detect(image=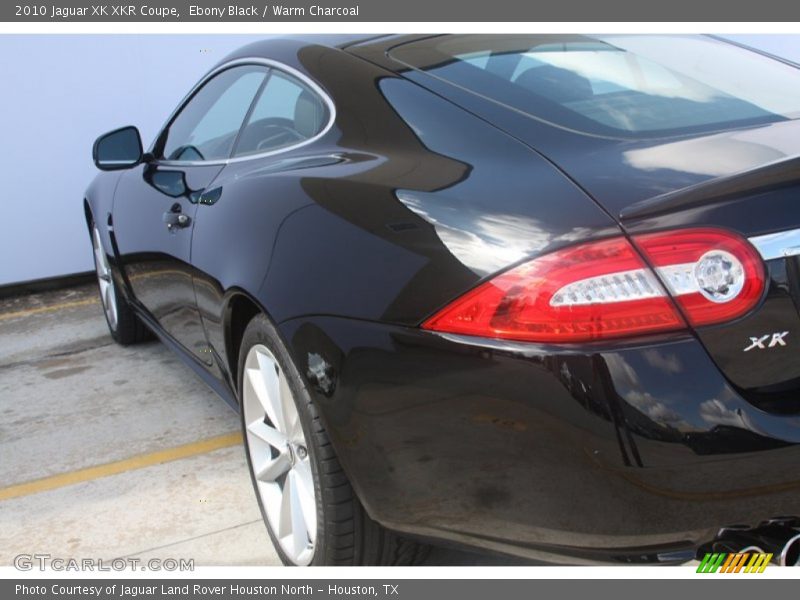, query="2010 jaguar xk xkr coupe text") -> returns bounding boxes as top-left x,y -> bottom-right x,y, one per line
86,34 -> 800,565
